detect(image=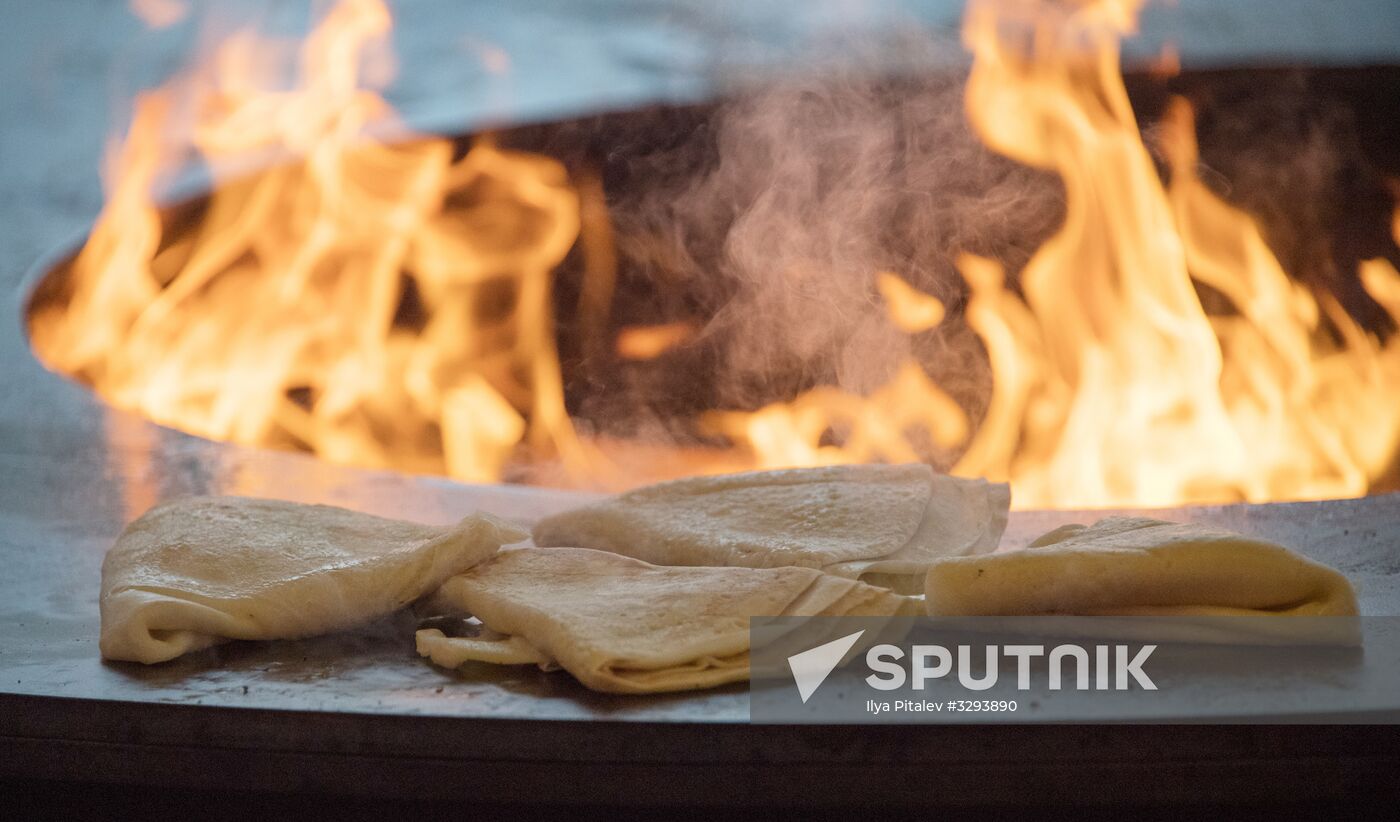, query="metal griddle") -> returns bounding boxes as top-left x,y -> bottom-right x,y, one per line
3,399 -> 1400,808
